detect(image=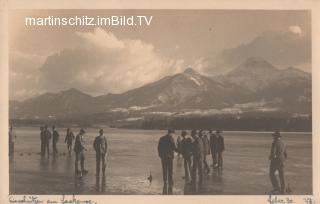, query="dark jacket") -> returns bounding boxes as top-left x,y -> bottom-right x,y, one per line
93,135 -> 108,155
192,137 -> 204,159
74,134 -> 86,153
210,134 -> 217,152
270,138 -> 287,166
215,134 -> 225,153
180,137 -> 193,157
52,130 -> 59,143
158,134 -> 177,160
65,131 -> 75,144
43,129 -> 51,142
40,130 -> 45,142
